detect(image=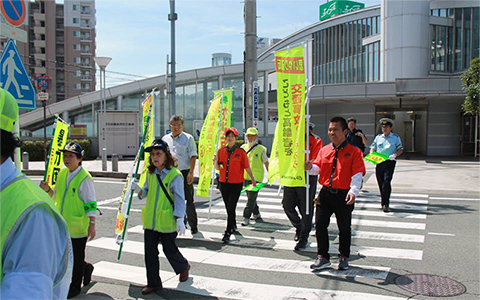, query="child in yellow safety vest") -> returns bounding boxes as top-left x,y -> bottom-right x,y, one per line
40,142 -> 97,299
130,138 -> 190,295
